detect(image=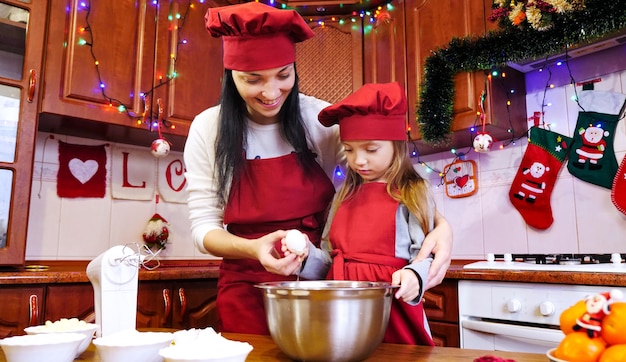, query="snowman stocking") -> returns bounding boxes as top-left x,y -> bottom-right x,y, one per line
612,157 -> 626,216
567,90 -> 626,189
509,127 -> 572,229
